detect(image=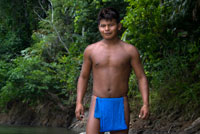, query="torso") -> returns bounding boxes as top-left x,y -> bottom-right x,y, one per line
89,40 -> 133,98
